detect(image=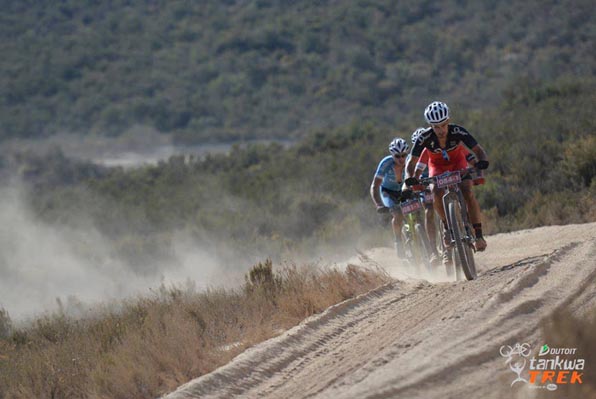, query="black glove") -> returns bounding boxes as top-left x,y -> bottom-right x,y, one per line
476,160 -> 489,170
404,177 -> 419,187
376,205 -> 390,214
